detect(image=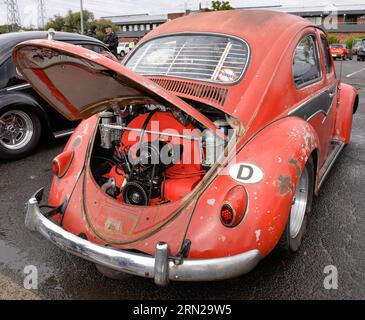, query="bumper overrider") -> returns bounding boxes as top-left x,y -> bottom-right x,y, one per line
25,189 -> 262,286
